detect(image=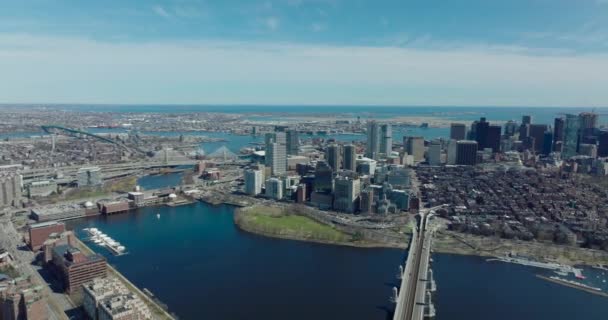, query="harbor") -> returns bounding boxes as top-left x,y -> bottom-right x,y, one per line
83,227 -> 127,256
